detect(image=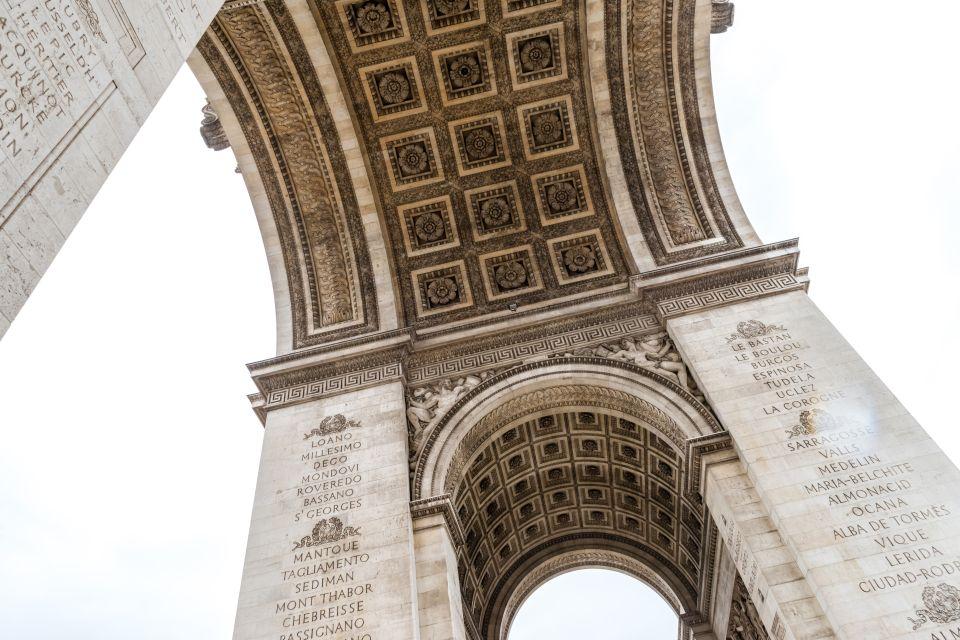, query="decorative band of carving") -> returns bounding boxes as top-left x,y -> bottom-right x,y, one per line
412,356 -> 723,498
697,516 -> 721,616
606,0 -> 743,262
202,1 -> 380,348
408,313 -> 660,384
410,494 -> 464,546
264,362 -> 403,407
684,432 -> 733,496
480,532 -> 698,635
407,331 -> 712,454
656,273 -> 802,319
